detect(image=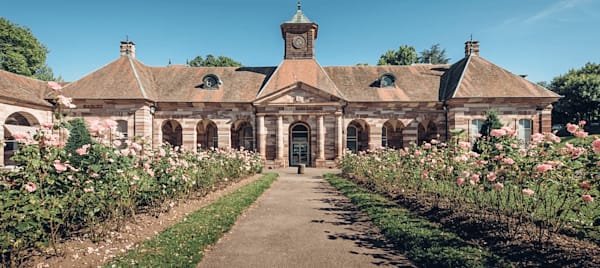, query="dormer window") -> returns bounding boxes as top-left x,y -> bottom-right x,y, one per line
379,73 -> 396,88
202,74 -> 222,89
